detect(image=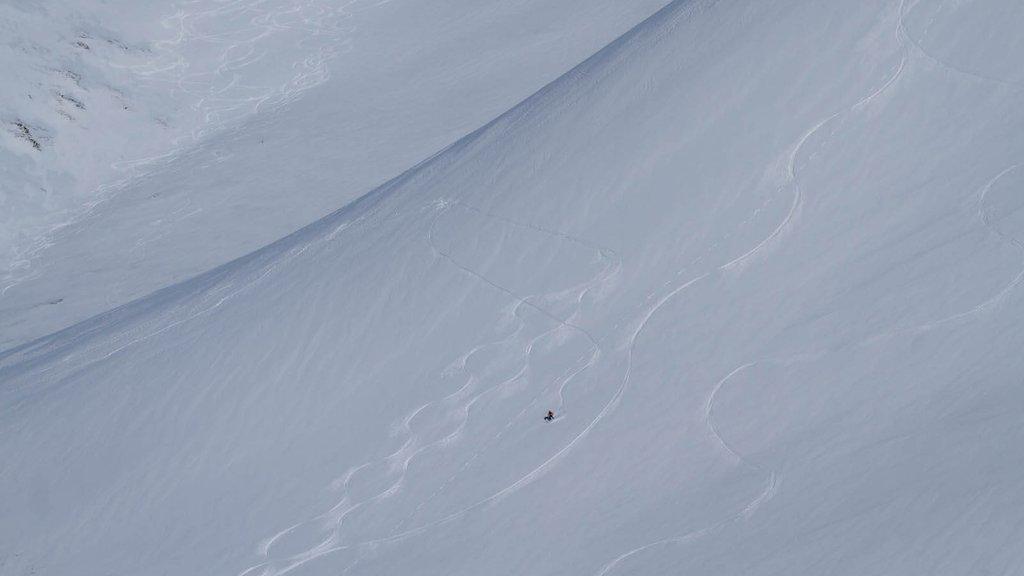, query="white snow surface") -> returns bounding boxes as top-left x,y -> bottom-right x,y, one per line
0,0 -> 666,347
4,0 -> 1024,575
1,0 -> 352,267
